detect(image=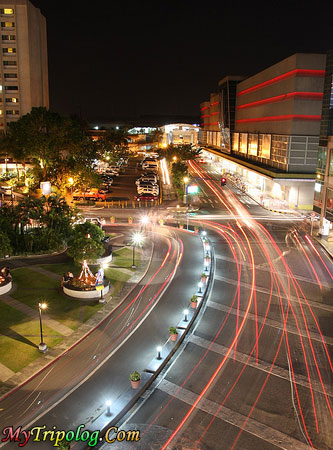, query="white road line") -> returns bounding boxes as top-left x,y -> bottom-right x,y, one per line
189,334 -> 332,397
158,379 -> 310,450
207,298 -> 333,346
